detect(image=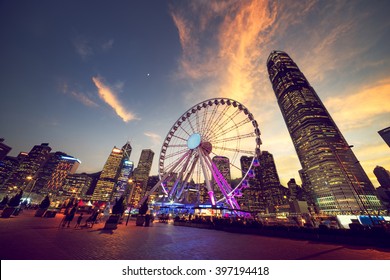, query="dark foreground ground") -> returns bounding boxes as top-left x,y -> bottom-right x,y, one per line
1,209 -> 390,260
